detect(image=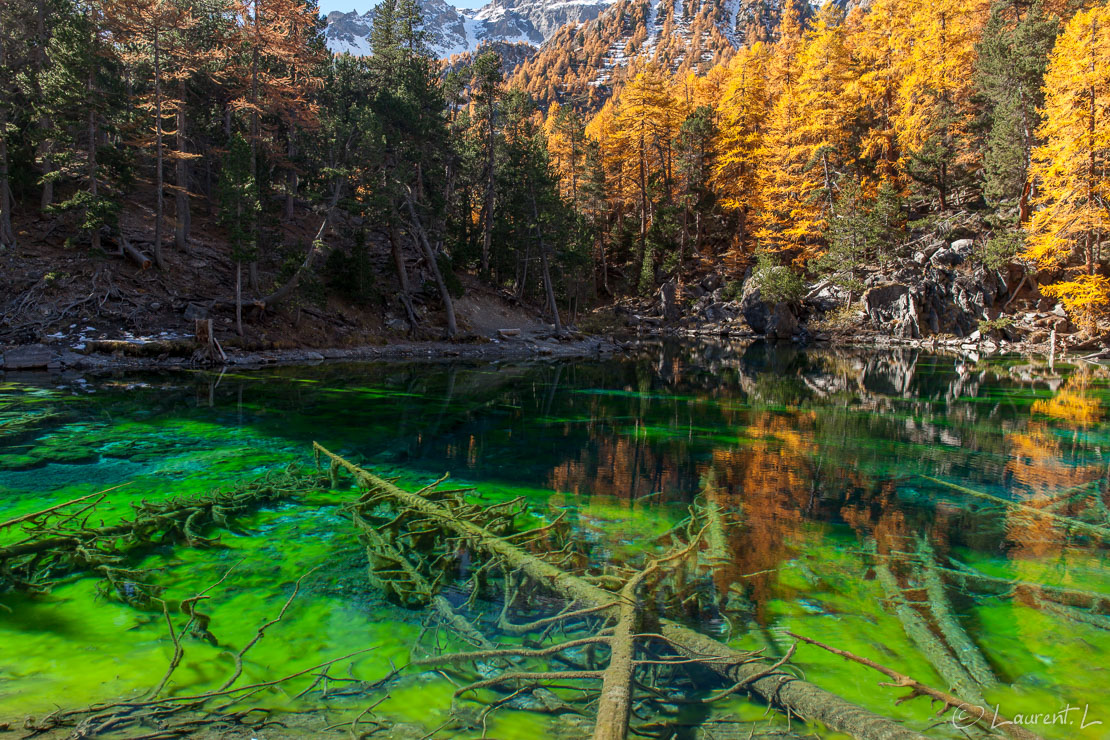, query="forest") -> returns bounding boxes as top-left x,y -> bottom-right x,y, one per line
0,0 -> 1108,343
